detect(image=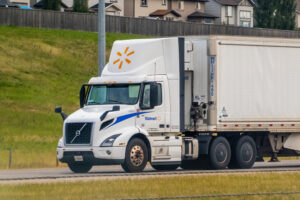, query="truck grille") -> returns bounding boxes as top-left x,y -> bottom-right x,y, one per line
65,123 -> 93,145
